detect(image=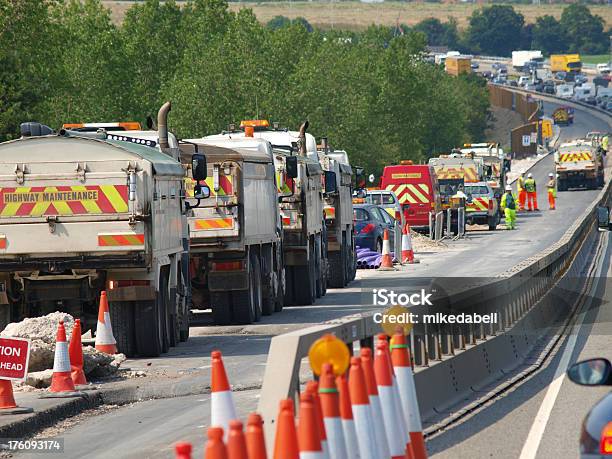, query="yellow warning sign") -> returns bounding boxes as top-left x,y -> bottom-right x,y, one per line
541,120 -> 553,139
